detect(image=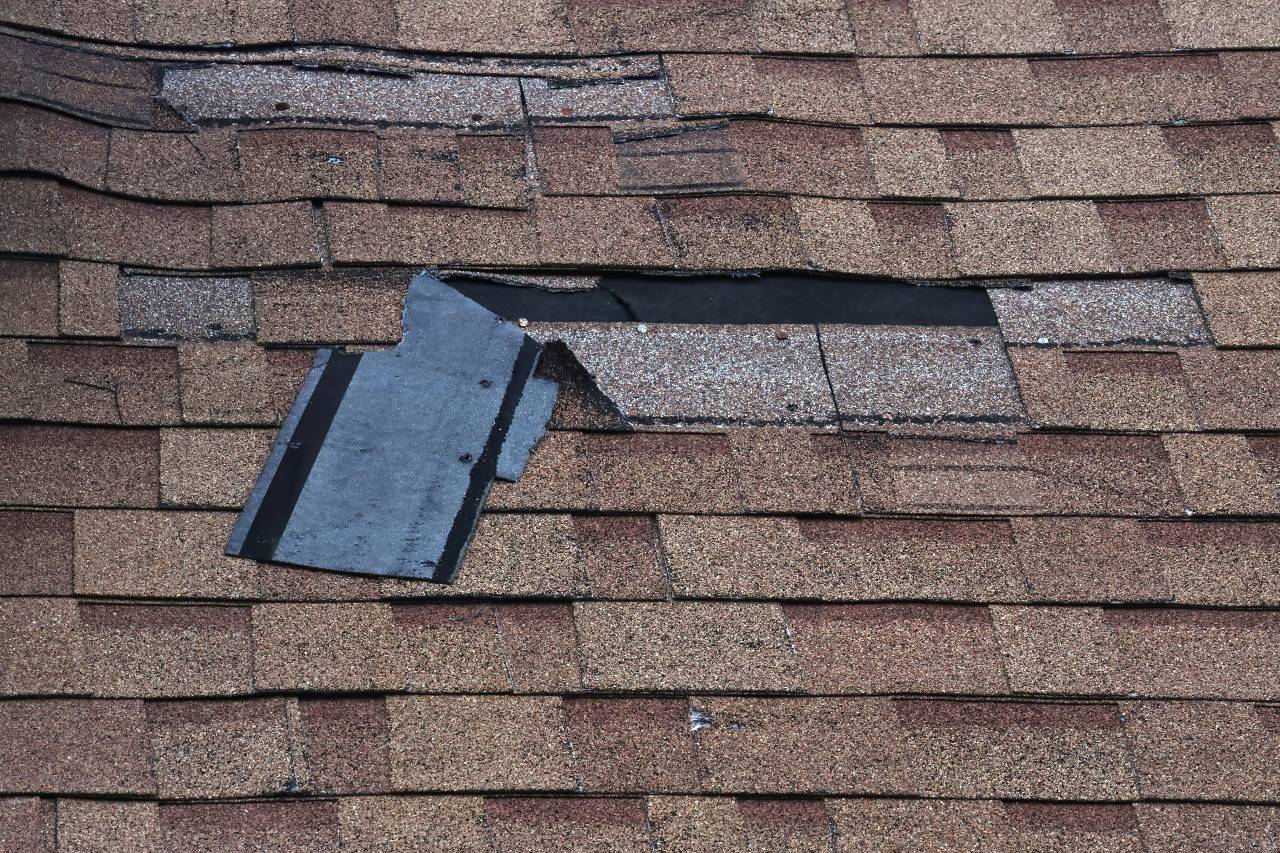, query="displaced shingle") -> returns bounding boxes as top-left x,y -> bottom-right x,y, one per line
158,428 -> 273,508
79,603 -> 253,697
574,601 -> 799,692
1191,270 -> 1280,346
987,279 -> 1211,345
785,604 -> 1007,694
821,325 -> 1023,428
61,184 -> 212,269
0,699 -> 155,794
0,102 -> 109,190
387,696 -> 575,791
145,698 -> 295,798
0,426 -> 159,508
538,323 -> 835,426
74,510 -> 256,599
